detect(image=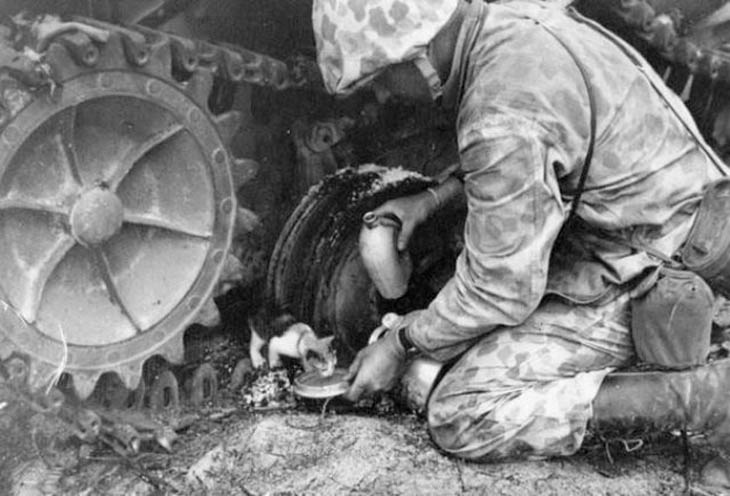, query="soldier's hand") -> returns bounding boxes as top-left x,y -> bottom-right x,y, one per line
343,327 -> 407,402
371,190 -> 438,251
